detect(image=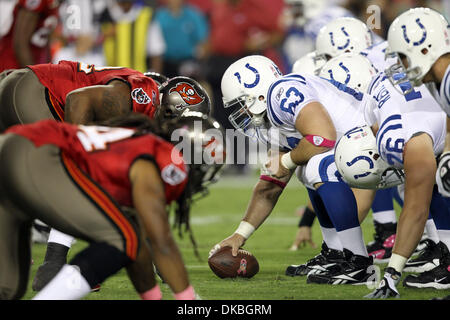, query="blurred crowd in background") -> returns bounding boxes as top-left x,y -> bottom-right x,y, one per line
0,0 -> 448,173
